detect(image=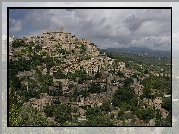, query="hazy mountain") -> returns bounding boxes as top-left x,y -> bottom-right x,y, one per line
102,47 -> 171,58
